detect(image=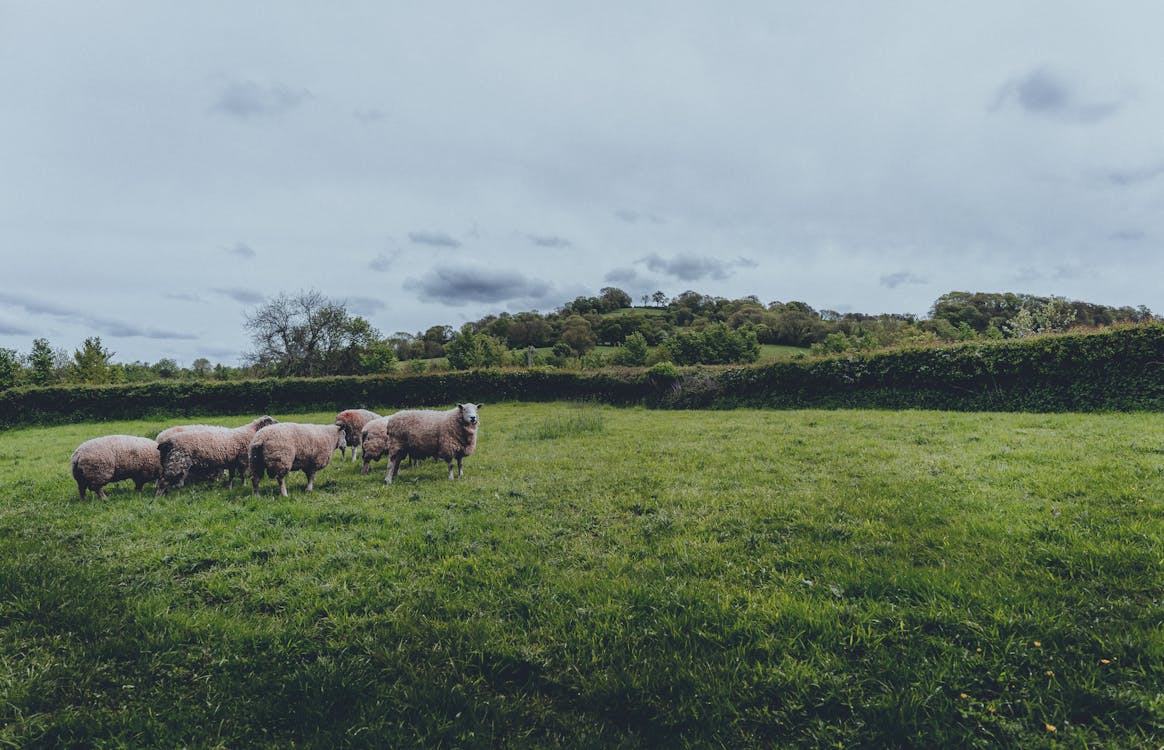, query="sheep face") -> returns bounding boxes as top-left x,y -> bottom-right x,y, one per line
458,403 -> 480,427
